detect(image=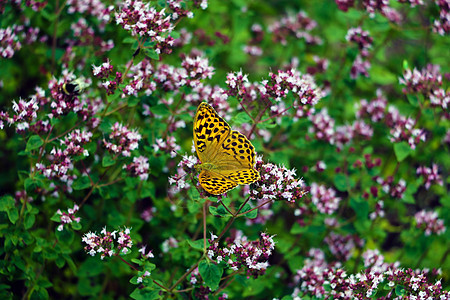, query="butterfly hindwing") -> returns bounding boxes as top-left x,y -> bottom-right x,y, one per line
199,170 -> 238,195
215,130 -> 256,169
220,169 -> 260,185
